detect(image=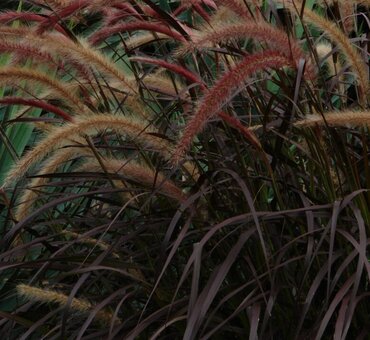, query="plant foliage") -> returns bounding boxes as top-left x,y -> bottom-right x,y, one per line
0,0 -> 369,338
